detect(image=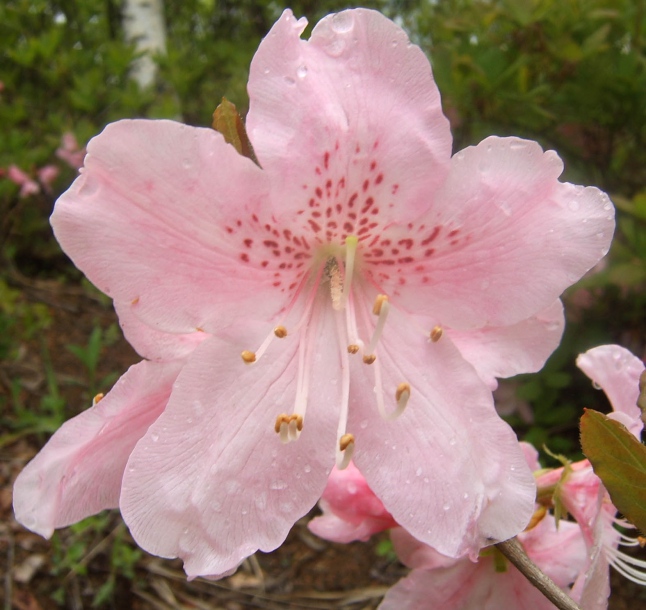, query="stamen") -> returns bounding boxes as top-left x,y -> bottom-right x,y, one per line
373,294 -> 388,315
523,506 -> 547,532
241,350 -> 256,364
348,344 -> 360,354
395,382 -> 411,414
363,354 -> 376,364
430,325 -> 443,342
274,325 -> 288,338
364,294 -> 390,358
274,413 -> 303,444
338,235 -> 358,310
92,393 -> 104,405
337,433 -> 355,470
